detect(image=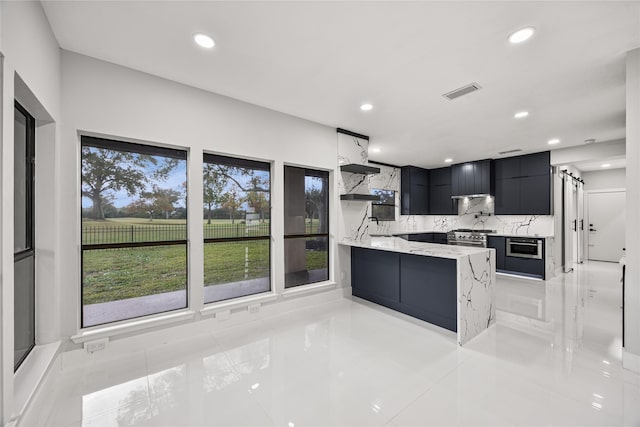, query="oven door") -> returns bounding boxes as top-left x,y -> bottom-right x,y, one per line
507,238 -> 542,259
